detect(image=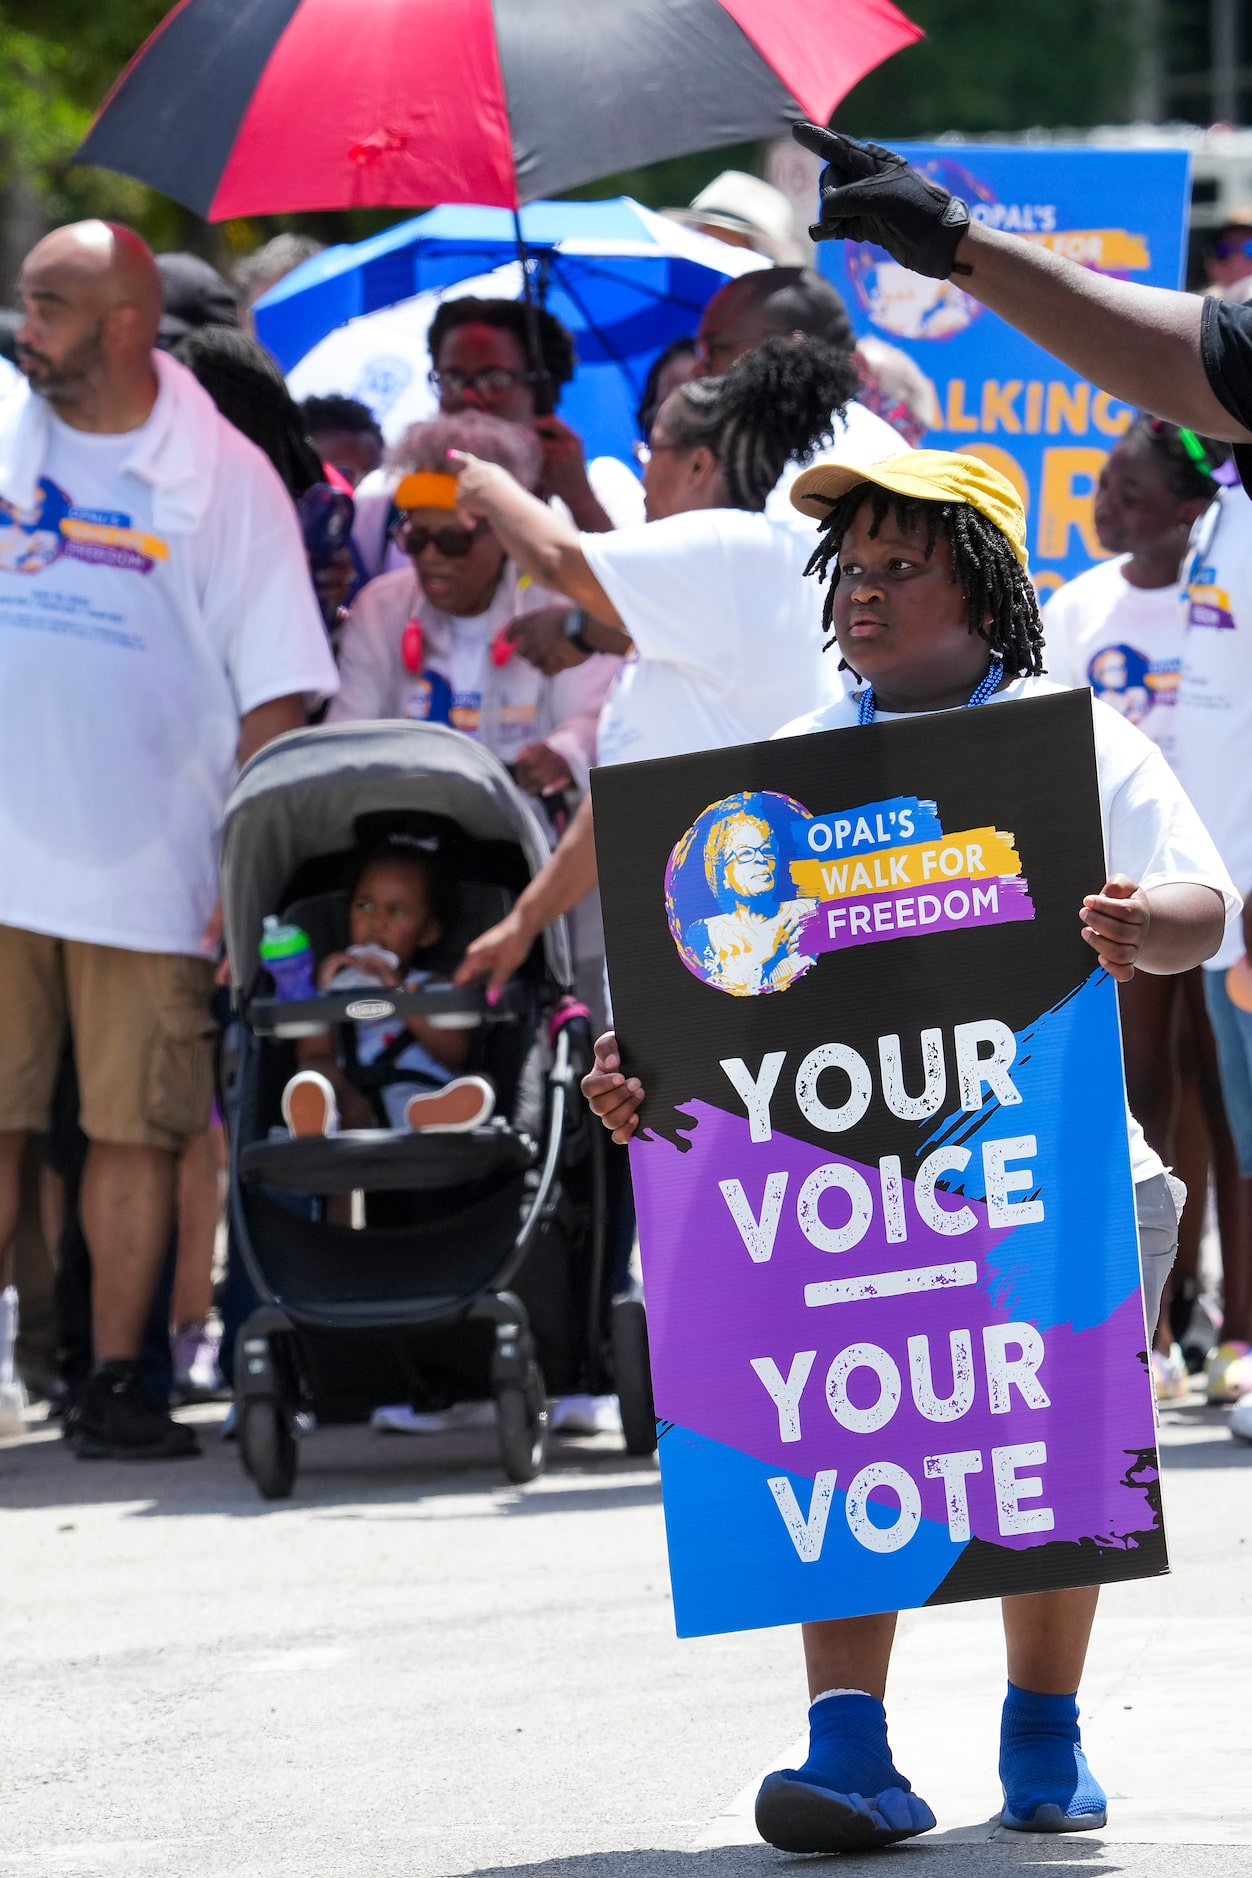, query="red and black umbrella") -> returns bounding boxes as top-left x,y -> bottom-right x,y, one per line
76,0 -> 921,220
